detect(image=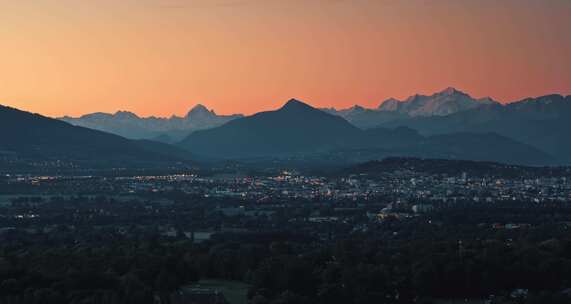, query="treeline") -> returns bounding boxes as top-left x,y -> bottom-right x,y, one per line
244,237 -> 571,303
346,157 -> 571,179
3,200 -> 571,303
0,238 -> 198,304
2,231 -> 571,303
